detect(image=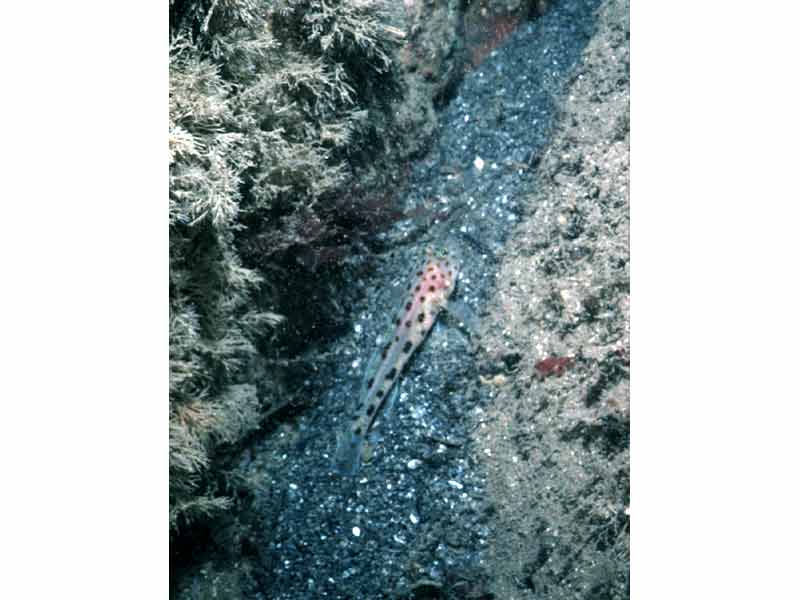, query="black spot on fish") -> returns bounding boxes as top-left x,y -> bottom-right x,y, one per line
415,285 -> 421,292
354,426 -> 362,435
429,286 -> 435,292
447,270 -> 452,276
377,389 -> 384,398
431,274 -> 437,280
386,368 -> 397,379
427,266 -> 434,272
366,404 -> 375,415
395,335 -> 400,341
418,313 -> 425,323
405,320 -> 411,328
367,378 -> 374,389
416,271 -> 423,276
445,261 -> 450,267
405,301 -> 412,311
395,318 -> 401,326
402,341 -> 413,353
421,296 -> 426,302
